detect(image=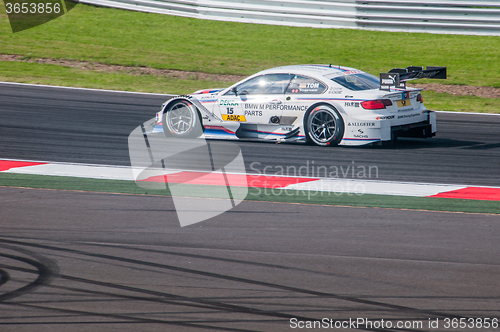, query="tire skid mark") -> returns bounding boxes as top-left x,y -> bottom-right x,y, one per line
0,239 -> 412,332
0,259 -> 317,322
0,238 -> 465,324
0,264 -> 267,331
0,268 -> 10,288
87,242 -> 453,294
4,302 -> 261,332
0,244 -> 59,302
